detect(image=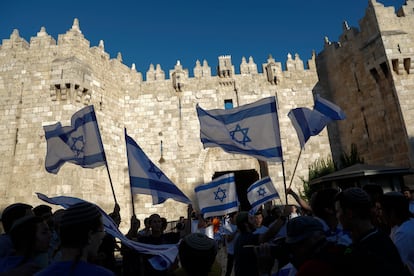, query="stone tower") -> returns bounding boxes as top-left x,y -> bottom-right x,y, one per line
316,0 -> 414,180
